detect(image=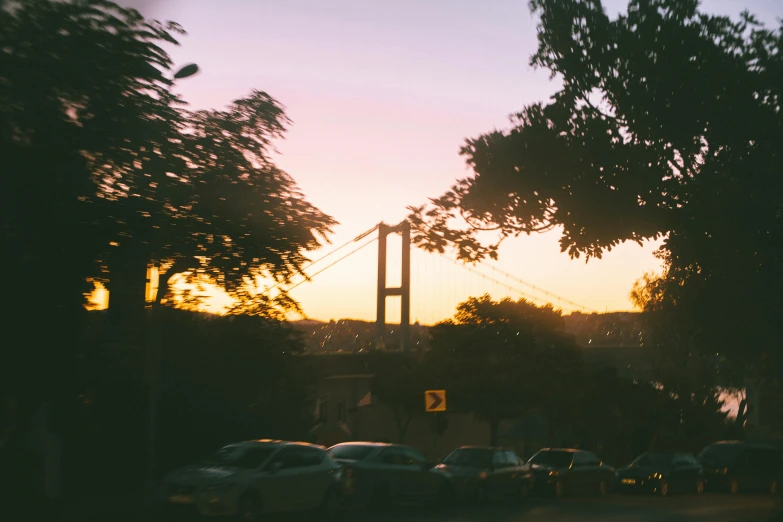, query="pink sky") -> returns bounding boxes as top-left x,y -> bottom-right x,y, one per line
118,0 -> 782,324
